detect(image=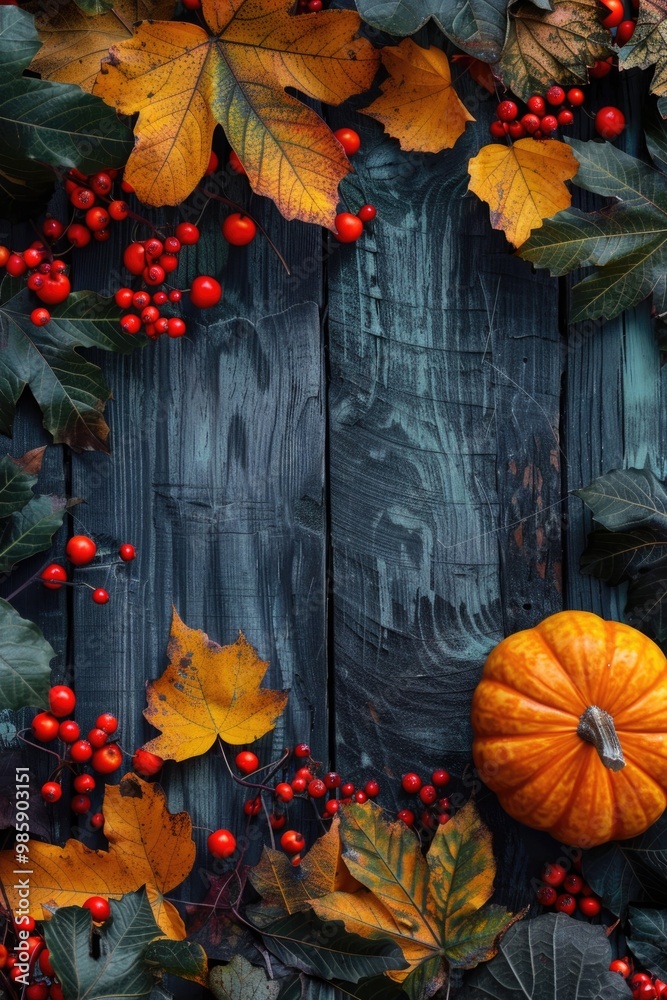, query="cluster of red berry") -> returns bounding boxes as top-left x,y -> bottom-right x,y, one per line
0,241 -> 70,329
1,901 -> 113,998
330,128 -> 376,244
397,769 -> 452,830
489,86 -> 625,143
39,533 -> 136,605
609,960 -> 667,998
535,861 -> 602,917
